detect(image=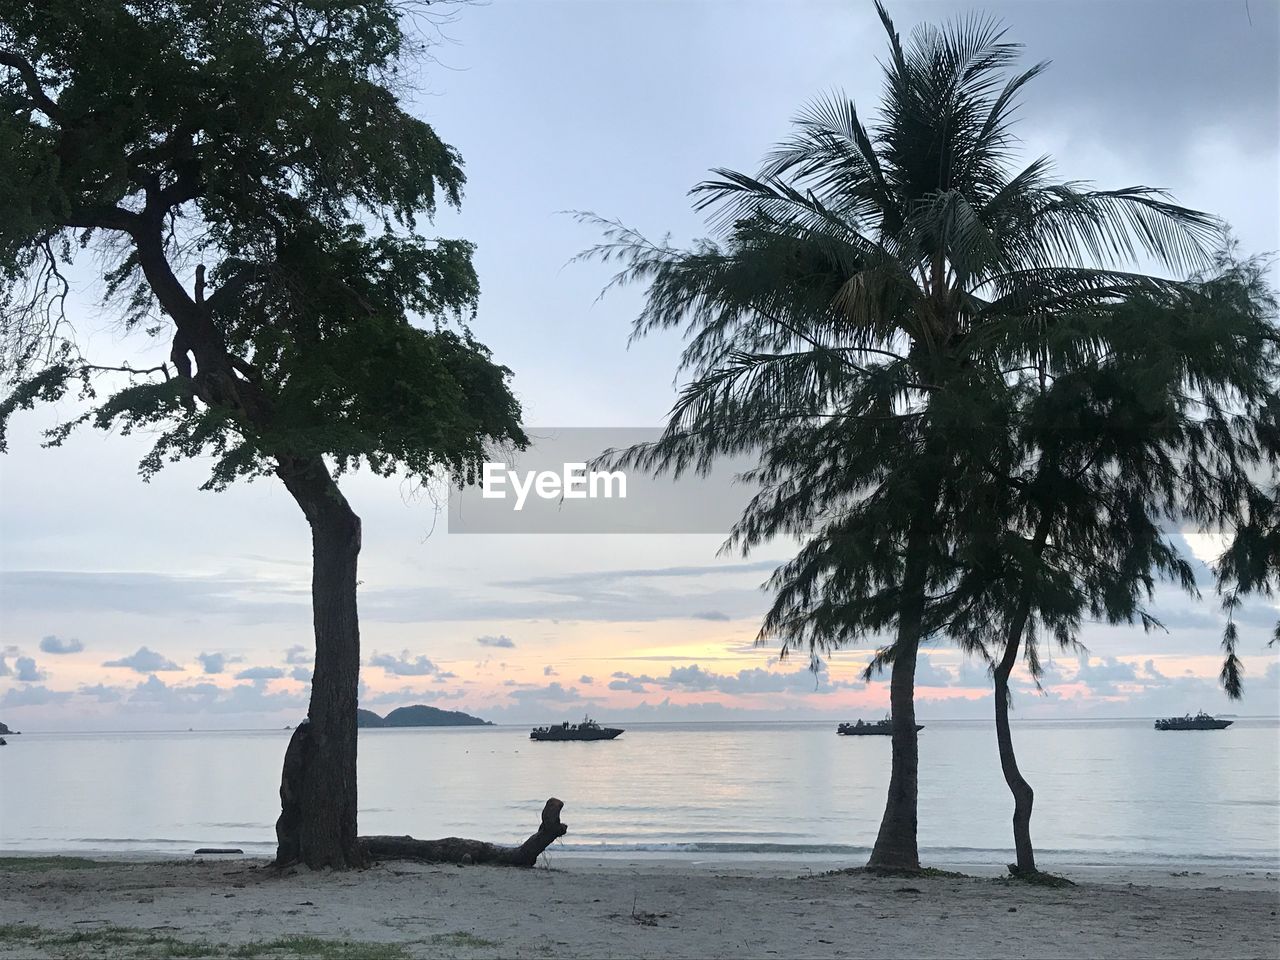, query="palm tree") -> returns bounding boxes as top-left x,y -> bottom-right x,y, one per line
581,2 -> 1222,870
